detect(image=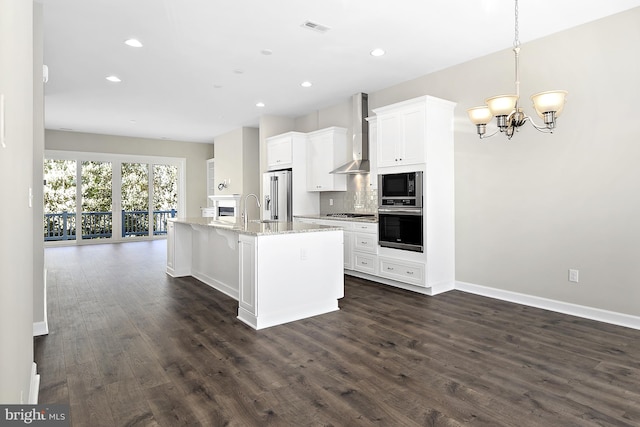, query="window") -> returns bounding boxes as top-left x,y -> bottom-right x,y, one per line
44,151 -> 184,244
